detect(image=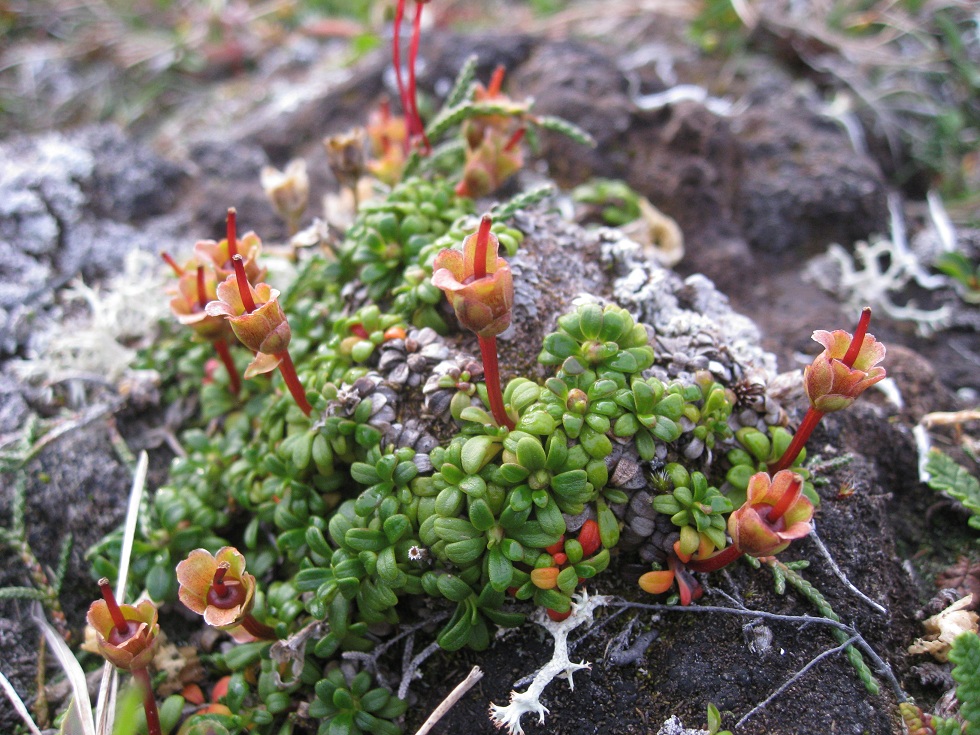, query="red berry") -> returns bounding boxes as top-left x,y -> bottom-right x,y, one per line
578,520 -> 601,556
545,536 -> 565,556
